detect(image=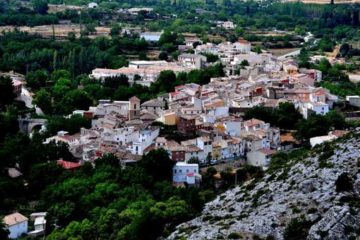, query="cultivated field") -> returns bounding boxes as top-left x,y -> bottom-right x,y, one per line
0,24 -> 111,39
